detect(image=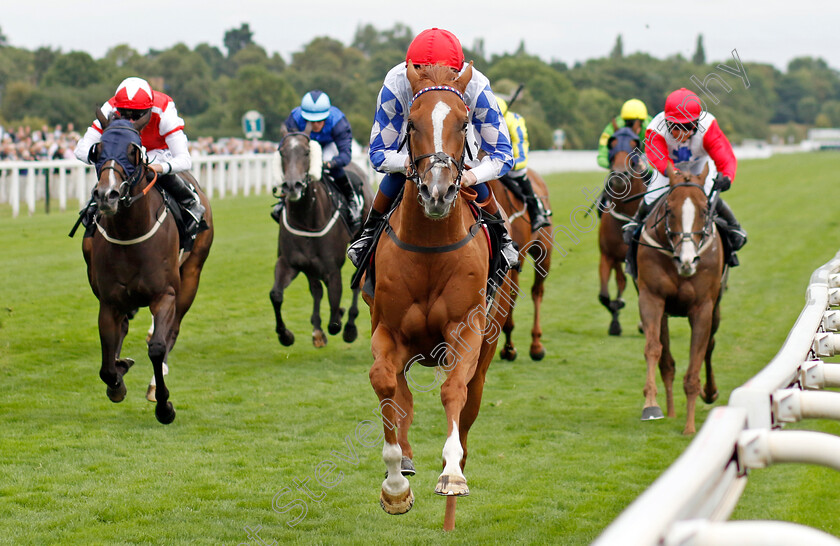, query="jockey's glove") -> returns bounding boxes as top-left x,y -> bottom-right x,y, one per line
713,174 -> 731,192
323,160 -> 335,170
